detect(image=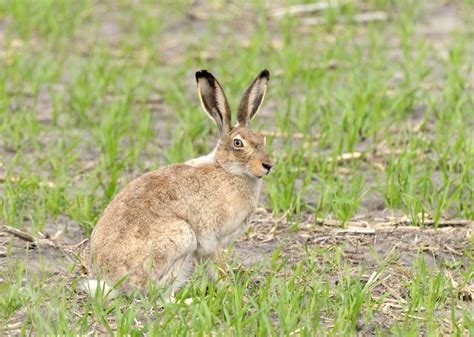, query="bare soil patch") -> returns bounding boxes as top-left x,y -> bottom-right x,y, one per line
1,210 -> 472,334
